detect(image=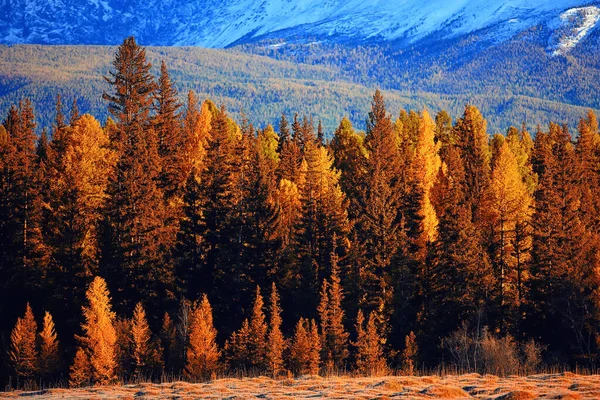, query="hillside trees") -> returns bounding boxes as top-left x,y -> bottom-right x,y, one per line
101,36 -> 174,315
